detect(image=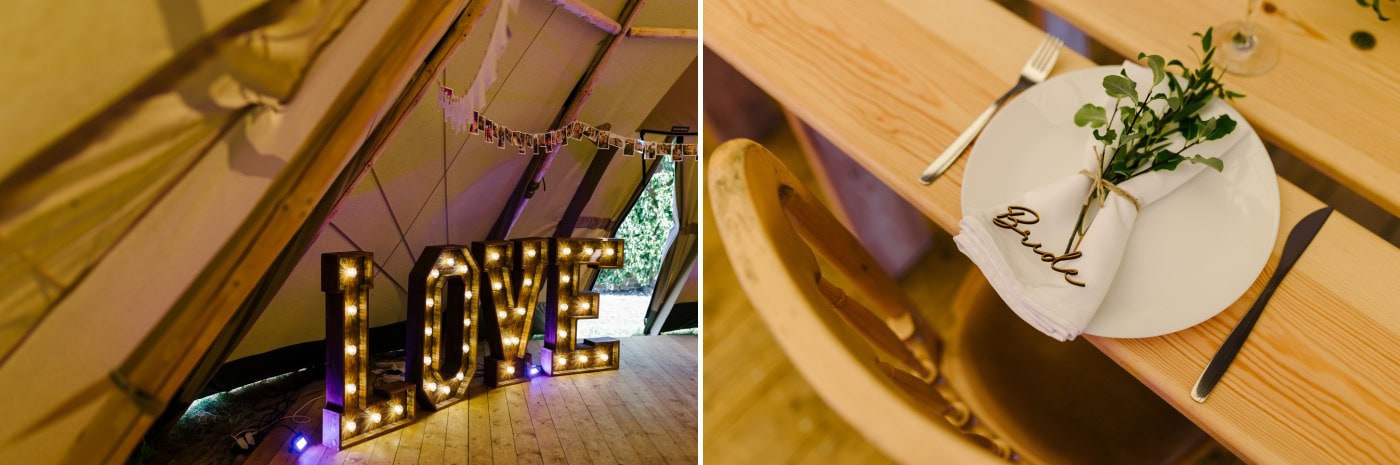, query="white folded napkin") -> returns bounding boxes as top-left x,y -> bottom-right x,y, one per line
954,63 -> 1247,341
